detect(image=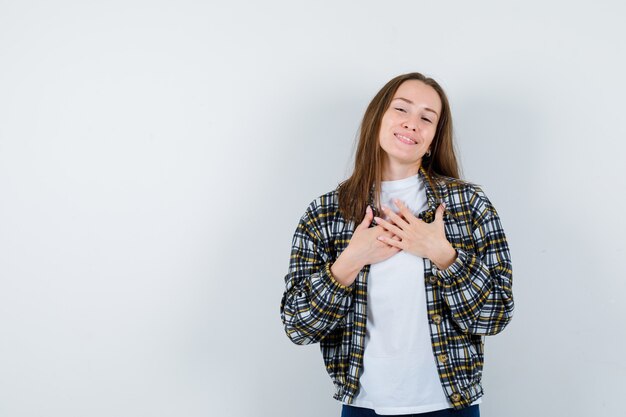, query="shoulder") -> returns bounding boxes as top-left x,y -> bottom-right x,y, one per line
298,188 -> 342,230
303,188 -> 340,217
294,188 -> 348,246
435,173 -> 484,197
435,174 -> 497,222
